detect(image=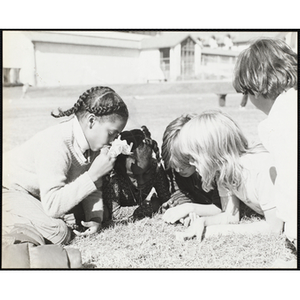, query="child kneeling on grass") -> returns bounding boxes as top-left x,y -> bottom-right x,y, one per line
160,114 -> 222,225
162,110 -> 283,241
233,38 -> 297,250
3,86 -> 128,246
102,126 -> 170,220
